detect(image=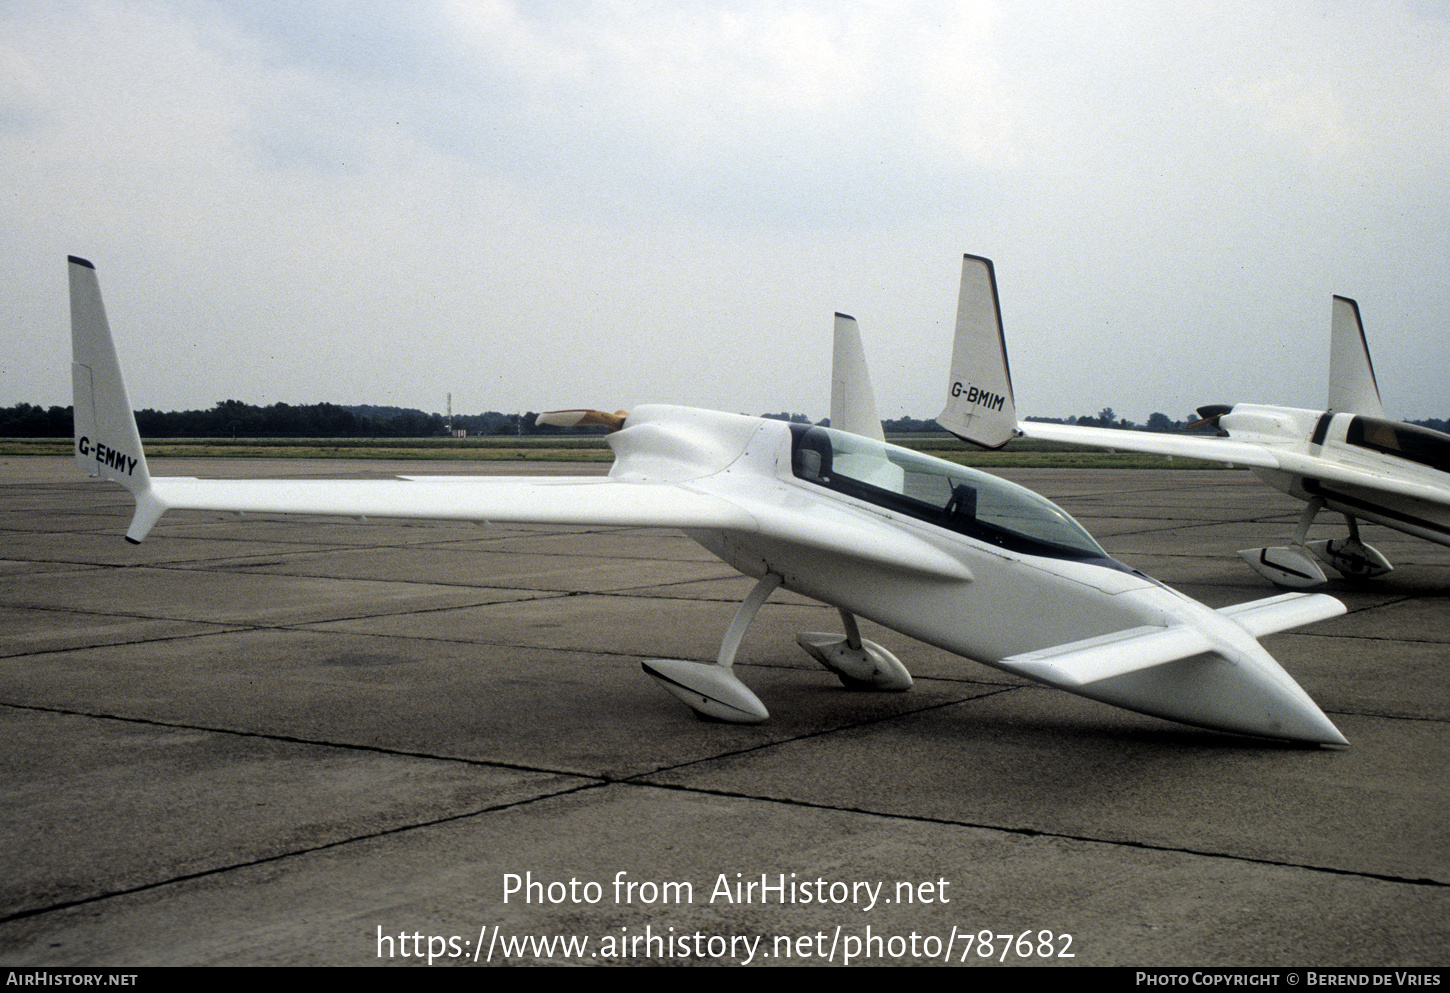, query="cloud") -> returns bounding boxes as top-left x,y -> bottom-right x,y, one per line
3,0 -> 1447,423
